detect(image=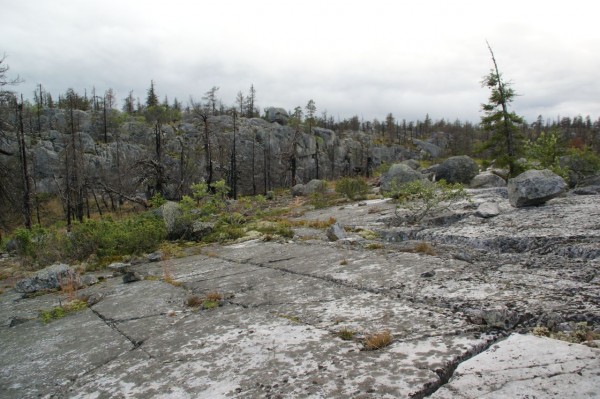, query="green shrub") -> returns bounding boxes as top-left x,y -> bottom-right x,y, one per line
523,130 -> 568,178
68,213 -> 166,260
10,225 -> 64,266
562,146 -> 600,180
149,193 -> 167,208
373,162 -> 392,177
394,179 -> 469,224
335,177 -> 370,201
